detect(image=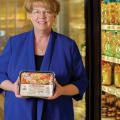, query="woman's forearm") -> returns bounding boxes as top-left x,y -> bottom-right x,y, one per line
0,80 -> 14,92
0,80 -> 22,98
47,82 -> 80,100
62,84 -> 79,96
